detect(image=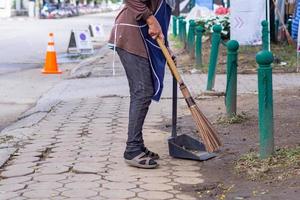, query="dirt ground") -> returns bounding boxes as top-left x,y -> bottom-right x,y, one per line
159,89 -> 300,200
